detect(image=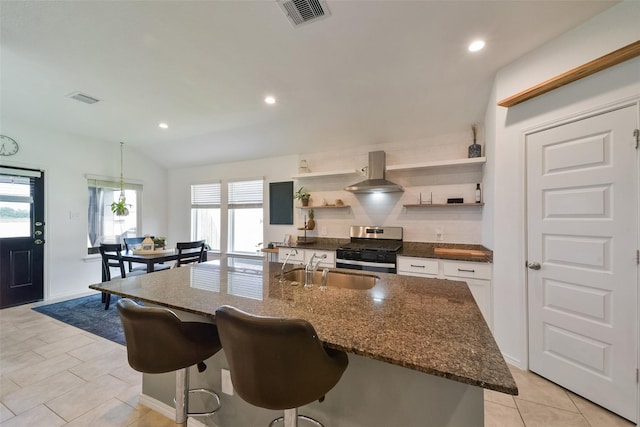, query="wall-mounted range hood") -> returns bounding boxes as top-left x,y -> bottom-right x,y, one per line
345,151 -> 403,193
